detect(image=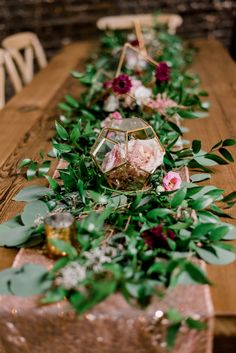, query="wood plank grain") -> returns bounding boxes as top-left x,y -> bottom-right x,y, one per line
0,41 -> 94,270
0,41 -> 94,170
186,39 -> 236,333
